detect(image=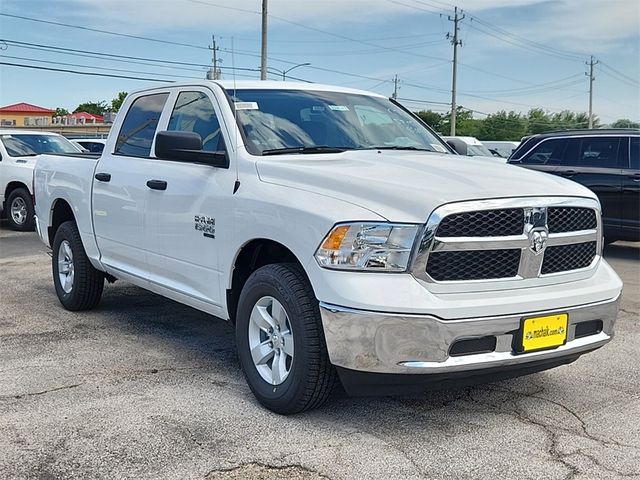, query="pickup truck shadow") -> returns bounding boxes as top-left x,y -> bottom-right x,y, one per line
95,281 -> 554,421
603,242 -> 640,261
